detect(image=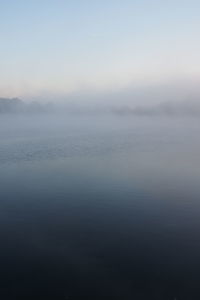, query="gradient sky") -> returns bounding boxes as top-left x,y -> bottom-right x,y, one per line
0,0 -> 200,99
